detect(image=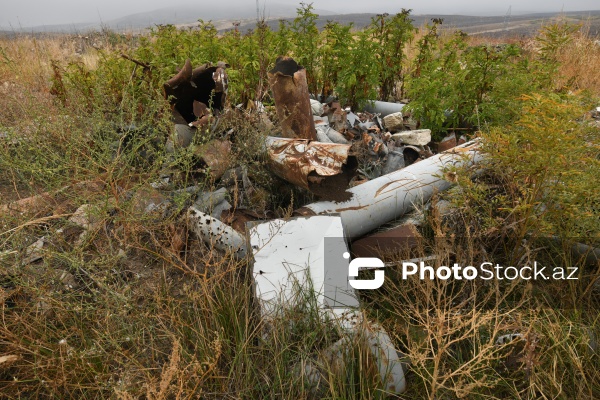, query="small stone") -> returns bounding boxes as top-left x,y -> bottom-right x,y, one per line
0,355 -> 19,365
391,129 -> 431,146
310,99 -> 324,116
404,116 -> 418,131
383,112 -> 404,132
55,269 -> 78,290
69,204 -> 95,230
